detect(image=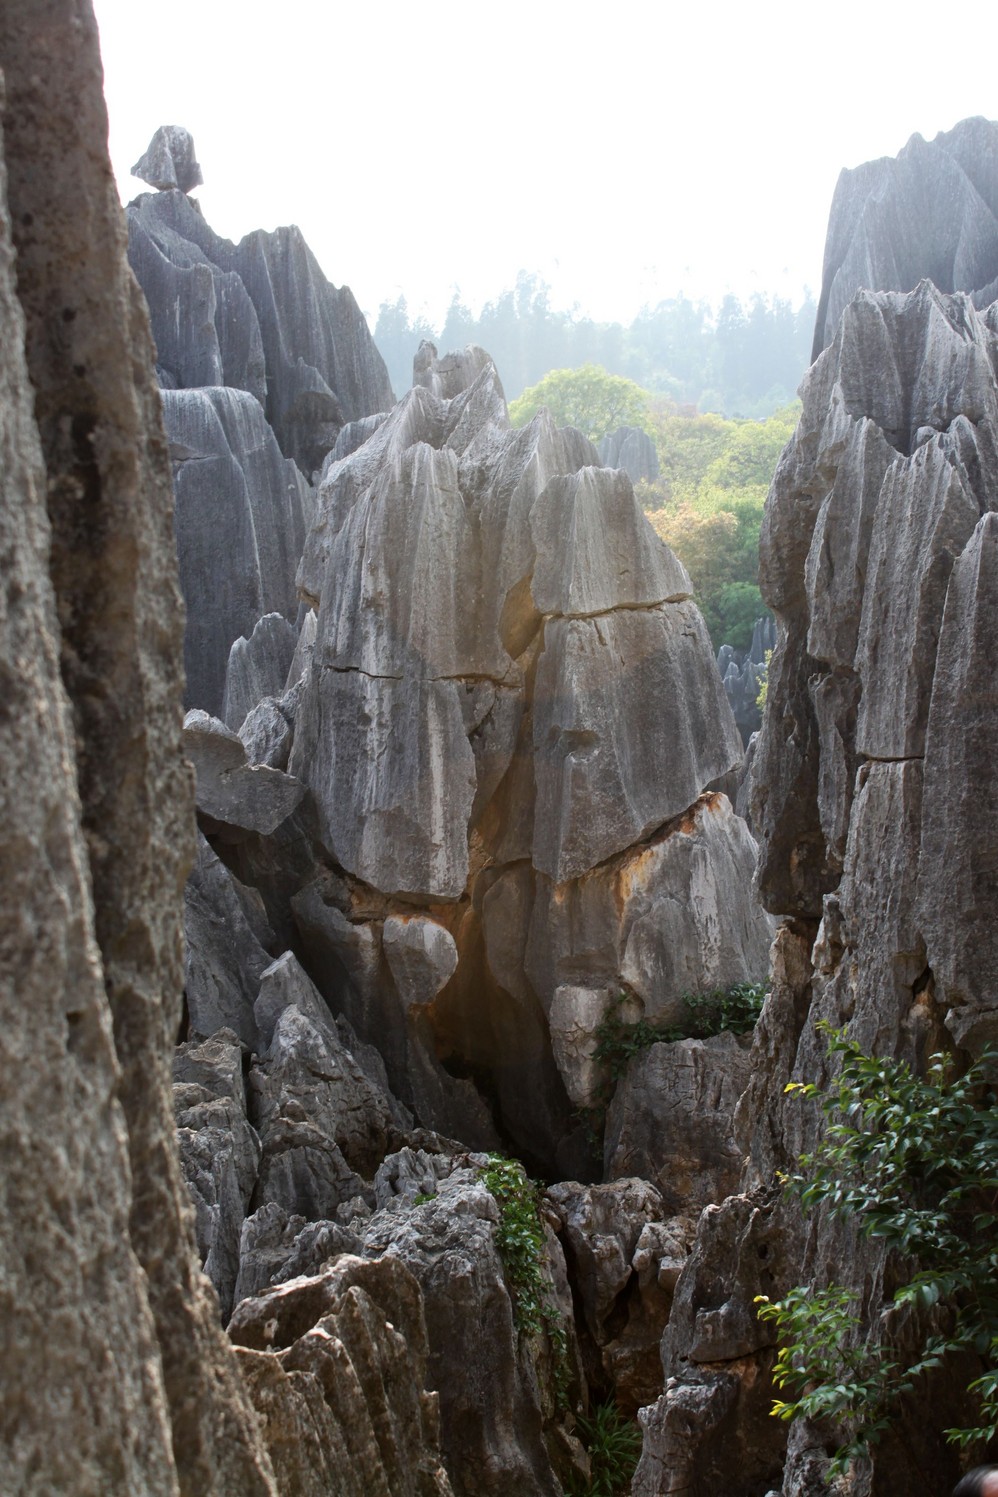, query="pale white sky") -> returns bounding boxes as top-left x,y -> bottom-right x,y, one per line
92,0 -> 996,330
